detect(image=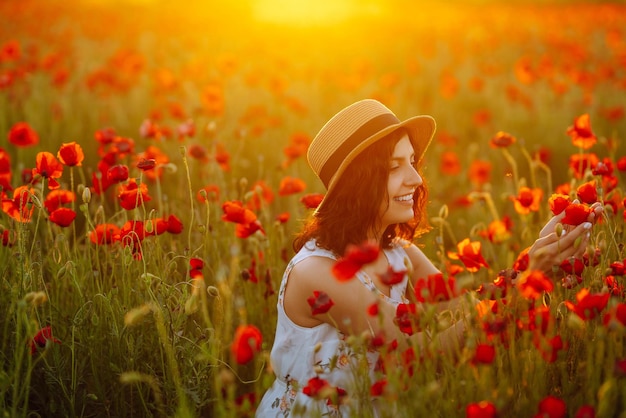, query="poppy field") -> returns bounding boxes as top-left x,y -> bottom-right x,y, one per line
1,0 -> 626,417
